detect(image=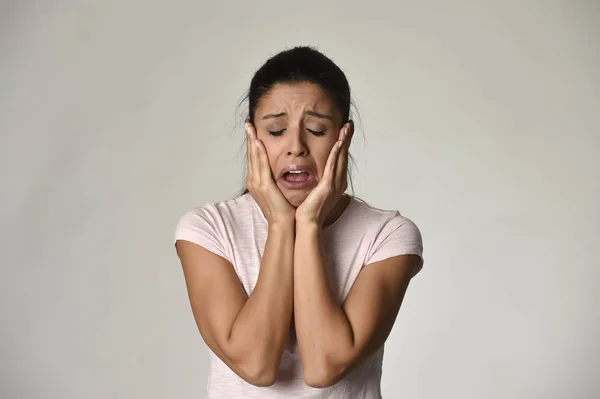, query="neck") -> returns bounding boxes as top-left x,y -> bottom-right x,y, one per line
322,194 -> 351,228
